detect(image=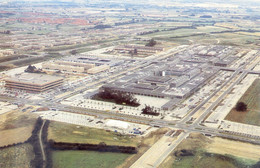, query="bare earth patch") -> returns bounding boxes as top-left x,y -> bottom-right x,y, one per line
160,133 -> 260,168
206,137 -> 260,161
0,109 -> 37,146
0,110 -> 37,131
0,126 -> 33,147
